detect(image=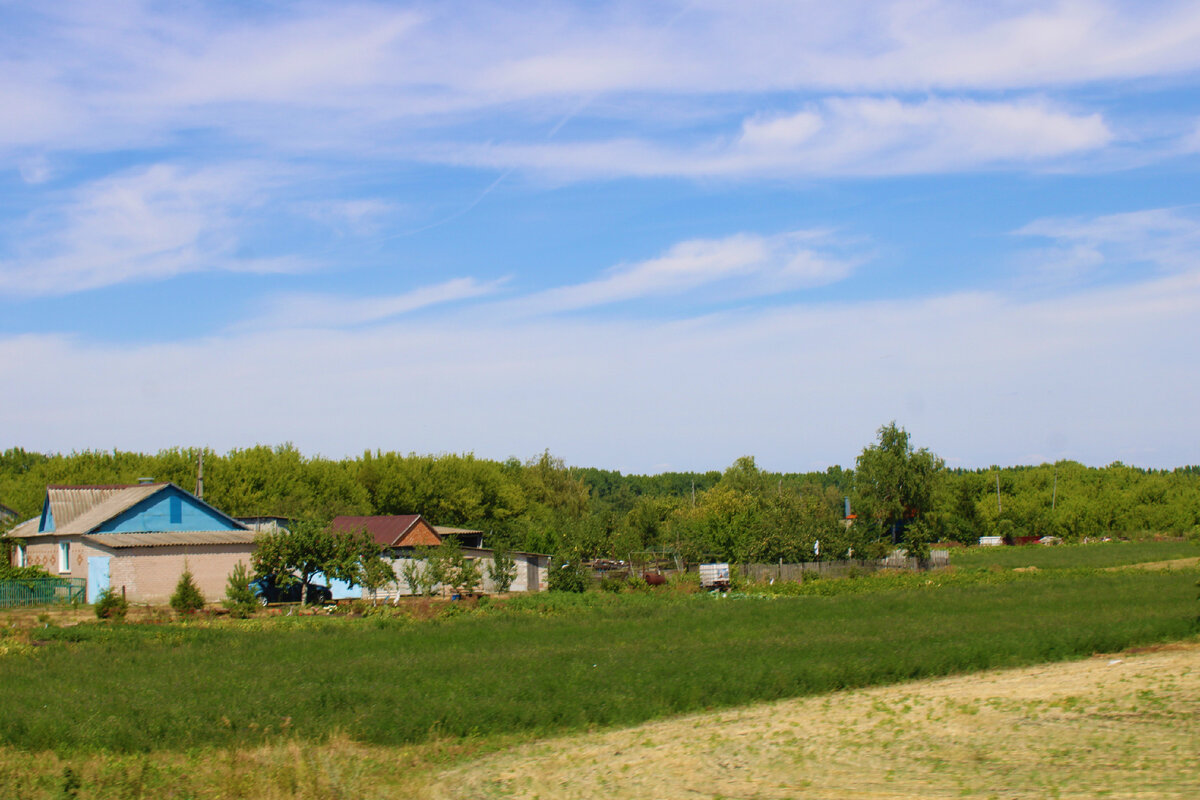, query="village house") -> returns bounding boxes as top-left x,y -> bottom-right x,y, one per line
6,482 -> 256,604
329,514 -> 549,598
